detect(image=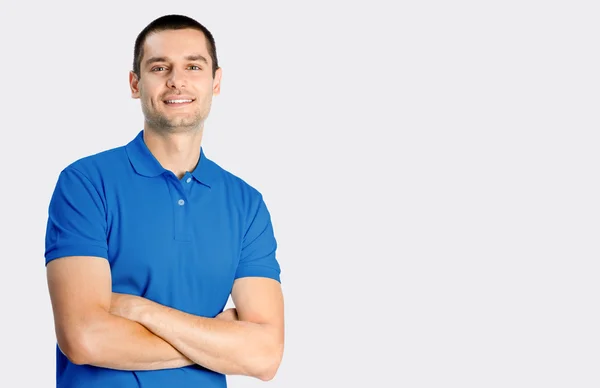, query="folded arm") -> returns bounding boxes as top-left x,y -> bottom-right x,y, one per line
113,277 -> 285,380
46,256 -> 194,371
